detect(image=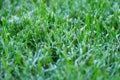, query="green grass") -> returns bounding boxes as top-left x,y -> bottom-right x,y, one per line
0,0 -> 120,80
